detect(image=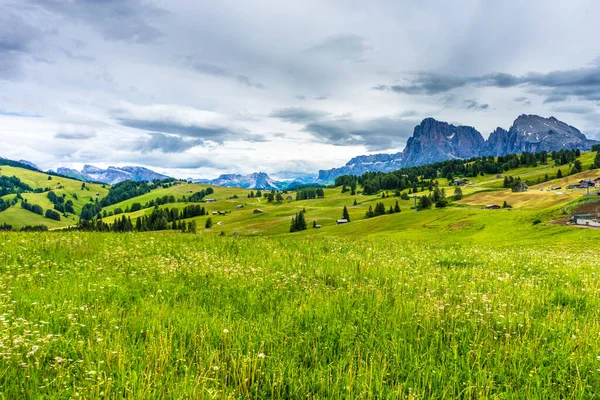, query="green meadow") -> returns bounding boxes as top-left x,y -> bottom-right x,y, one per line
1,153 -> 600,398
1,233 -> 600,398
